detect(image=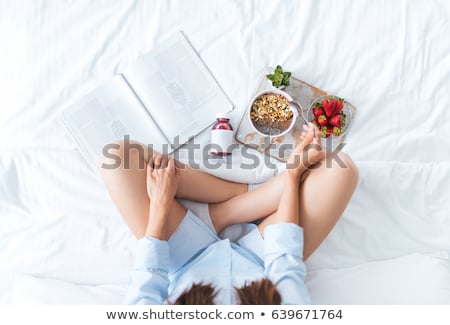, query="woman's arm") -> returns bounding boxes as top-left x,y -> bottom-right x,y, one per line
125,155 -> 179,304
263,223 -> 310,304
265,173 -> 301,225
257,124 -> 324,234
276,122 -> 323,224
261,125 -> 324,304
124,236 -> 170,305
261,174 -> 310,305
